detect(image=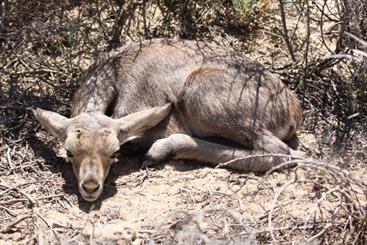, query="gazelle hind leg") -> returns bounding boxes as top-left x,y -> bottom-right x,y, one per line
177,65 -> 302,158
142,133 -> 298,173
